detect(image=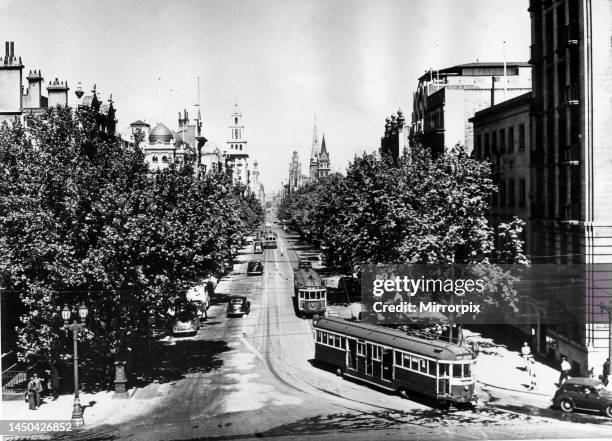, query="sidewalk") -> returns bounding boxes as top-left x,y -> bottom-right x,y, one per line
463,329 -> 560,397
